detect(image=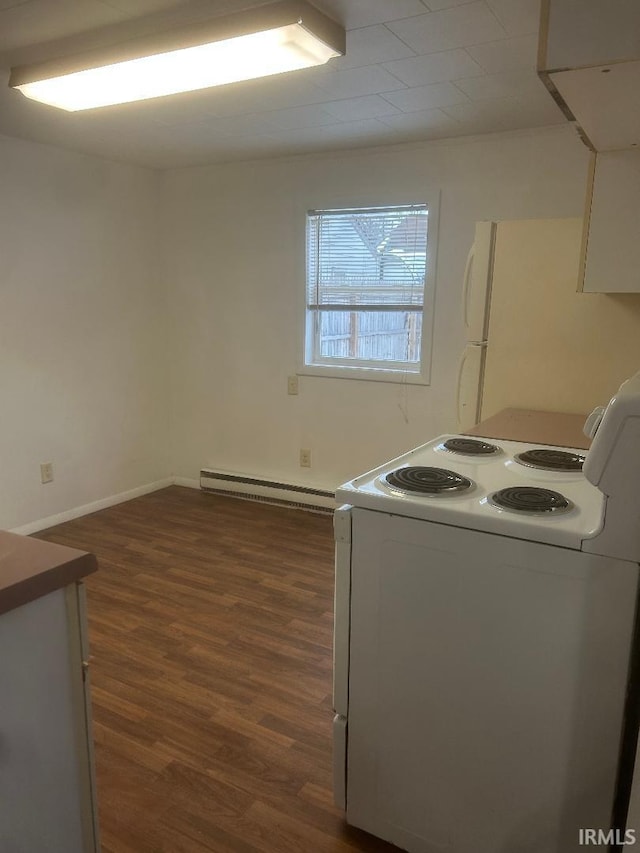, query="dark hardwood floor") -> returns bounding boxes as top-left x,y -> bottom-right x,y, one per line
37,486 -> 398,853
